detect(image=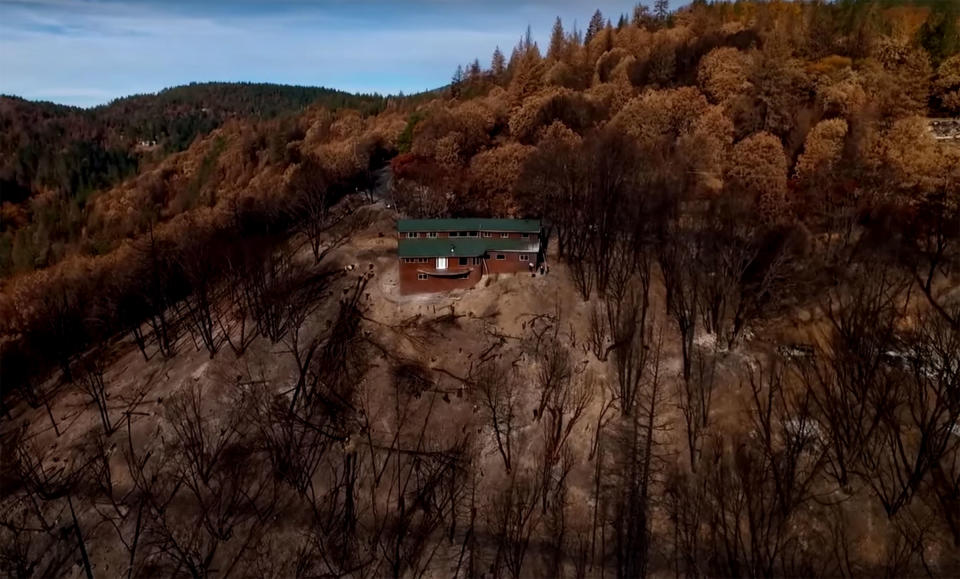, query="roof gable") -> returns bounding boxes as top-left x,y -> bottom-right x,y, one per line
397,218 -> 540,233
